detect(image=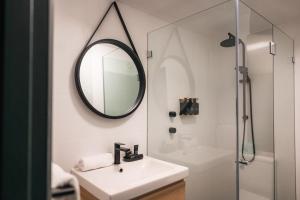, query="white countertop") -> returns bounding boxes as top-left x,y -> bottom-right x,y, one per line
72,156 -> 188,200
